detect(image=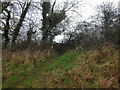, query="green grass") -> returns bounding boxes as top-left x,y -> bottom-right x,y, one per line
2,51 -> 77,88
45,52 -> 76,72
2,46 -> 118,88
